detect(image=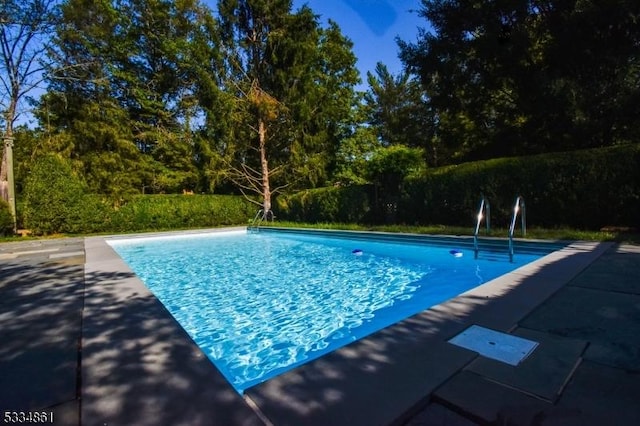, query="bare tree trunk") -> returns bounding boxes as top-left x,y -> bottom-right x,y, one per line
1,0 -> 57,224
0,108 -> 14,204
1,113 -> 17,233
0,149 -> 8,203
258,118 -> 271,218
